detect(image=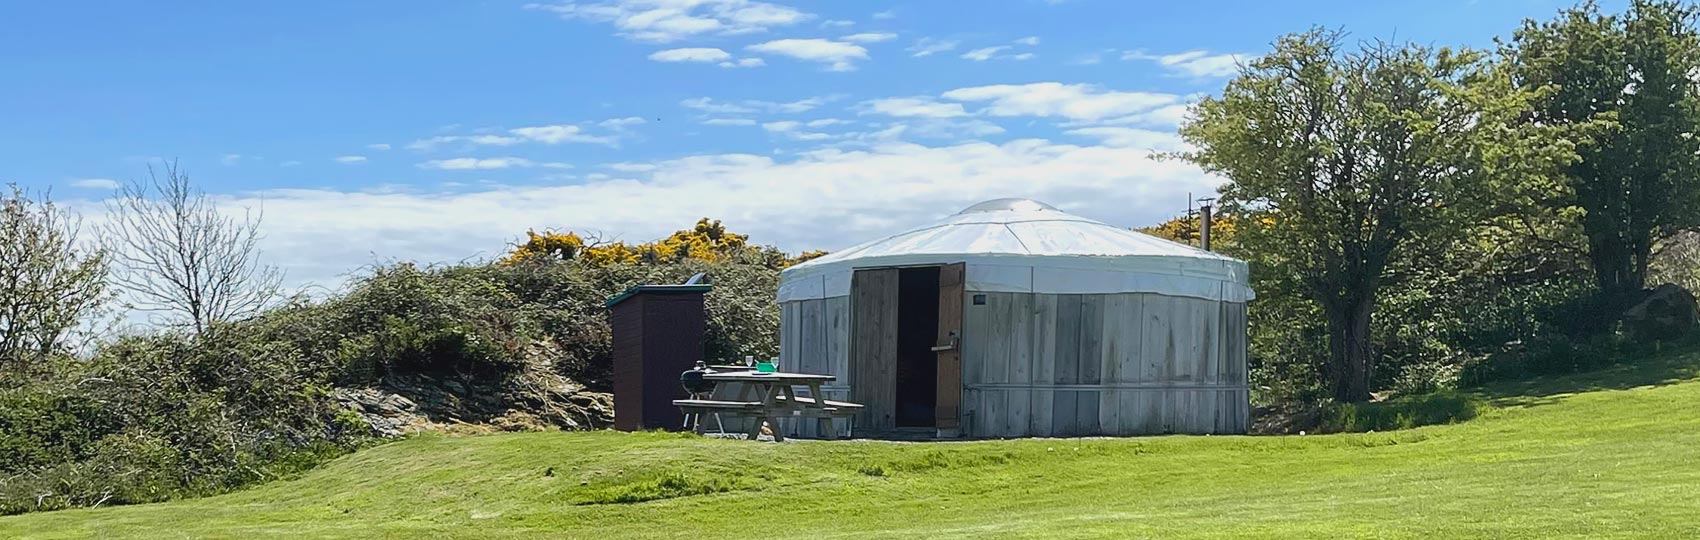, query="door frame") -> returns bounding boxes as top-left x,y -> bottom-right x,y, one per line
934,262 -> 966,438
848,262 -> 968,437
